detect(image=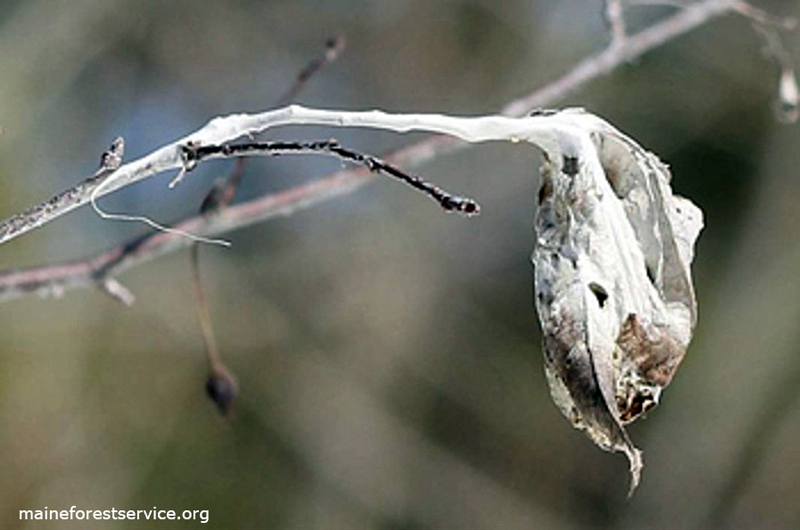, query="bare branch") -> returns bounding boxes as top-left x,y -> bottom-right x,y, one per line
275,35 -> 346,107
0,137 -> 126,248
0,0 -> 750,303
604,0 -> 627,48
181,139 -> 480,216
732,1 -> 796,31
625,0 -> 798,122
499,0 -> 736,115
